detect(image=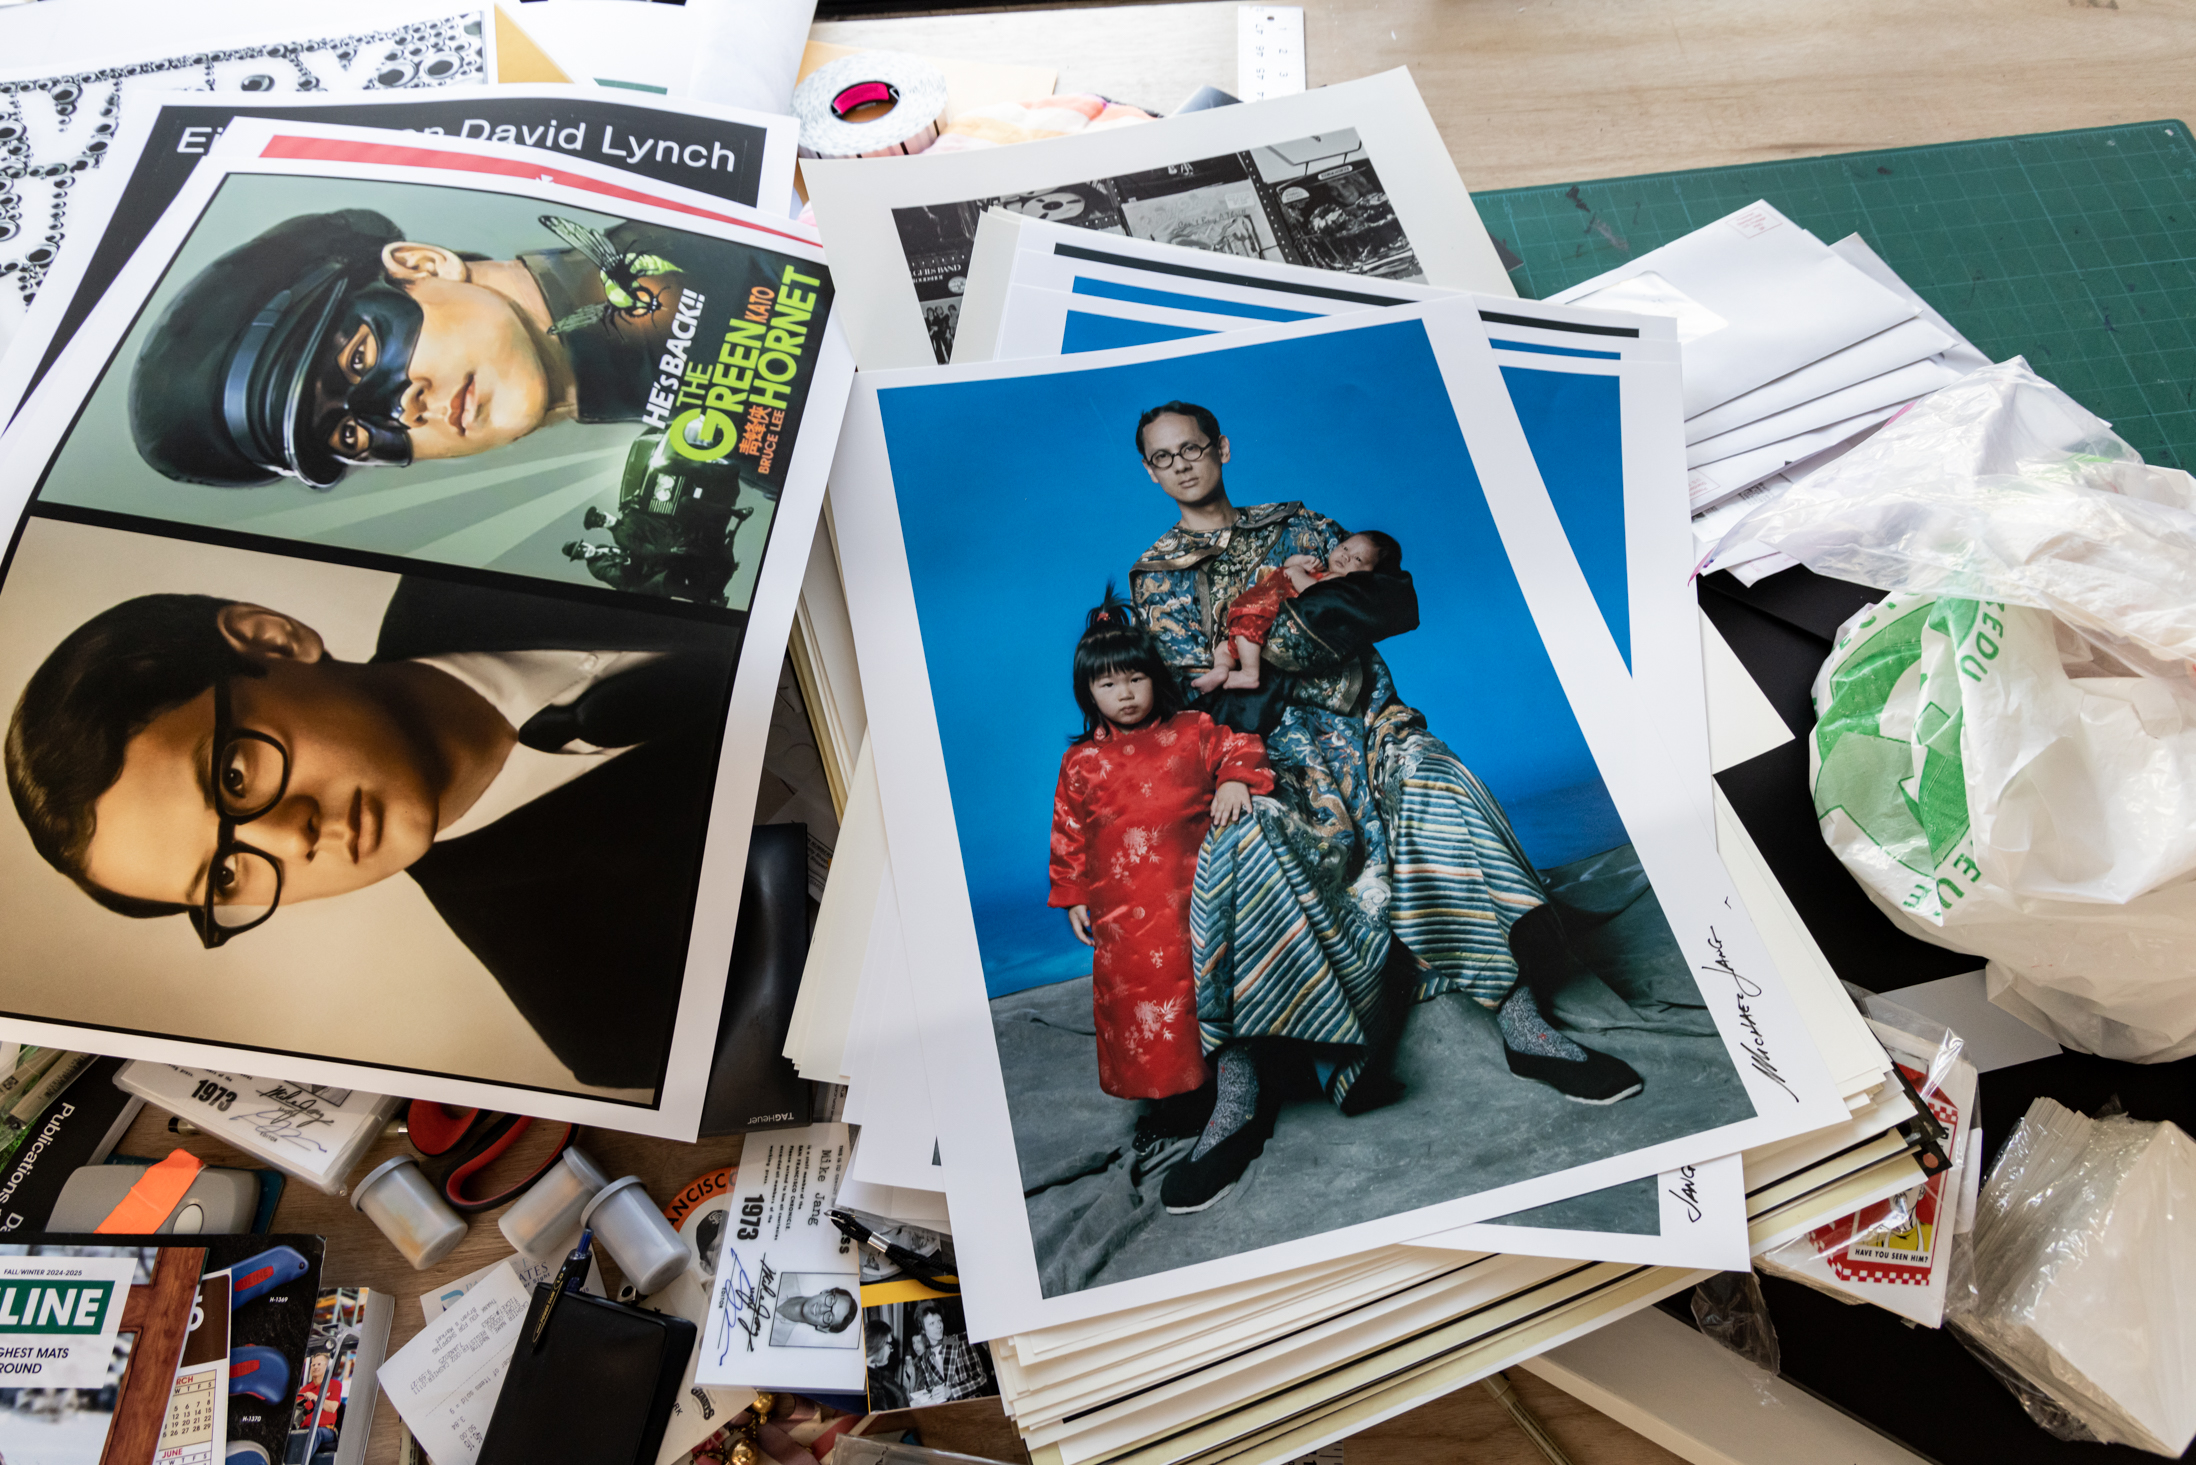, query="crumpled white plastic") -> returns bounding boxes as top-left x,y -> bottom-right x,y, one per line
1725,359 -> 2196,1061
1947,1098 -> 2195,1456
1721,358 -> 2196,667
